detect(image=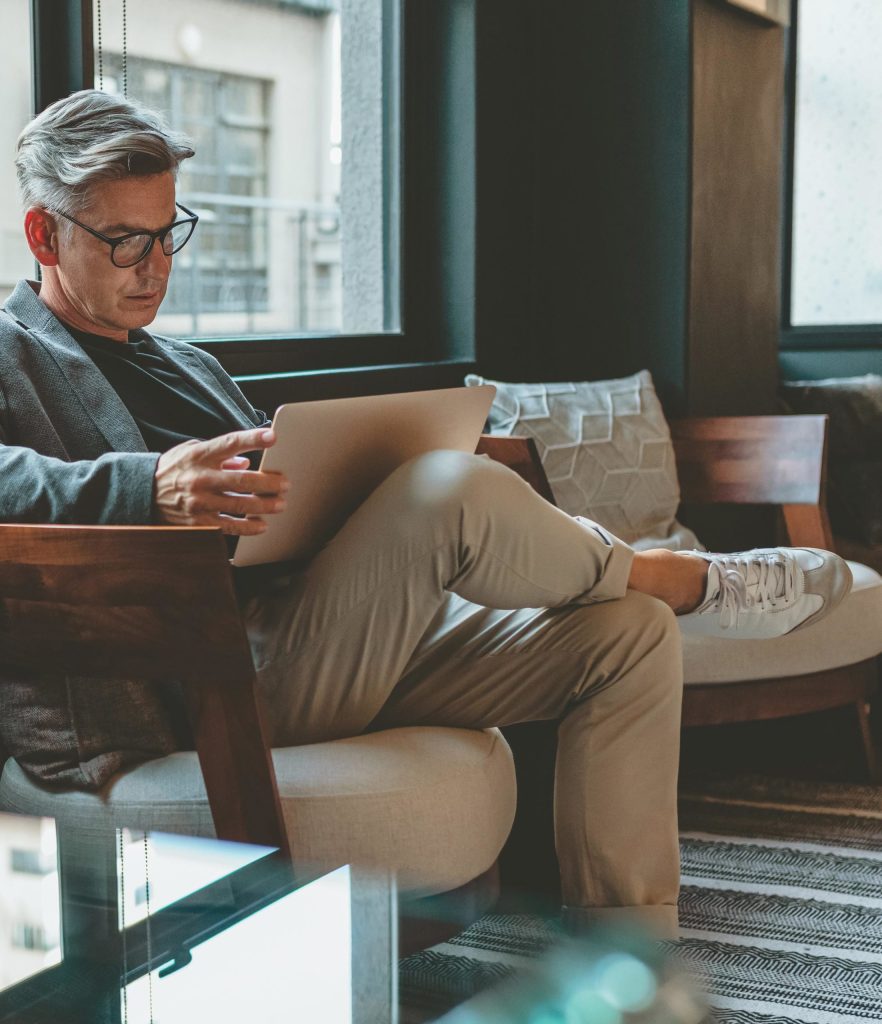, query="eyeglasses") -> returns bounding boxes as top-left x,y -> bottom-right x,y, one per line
55,202 -> 199,268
